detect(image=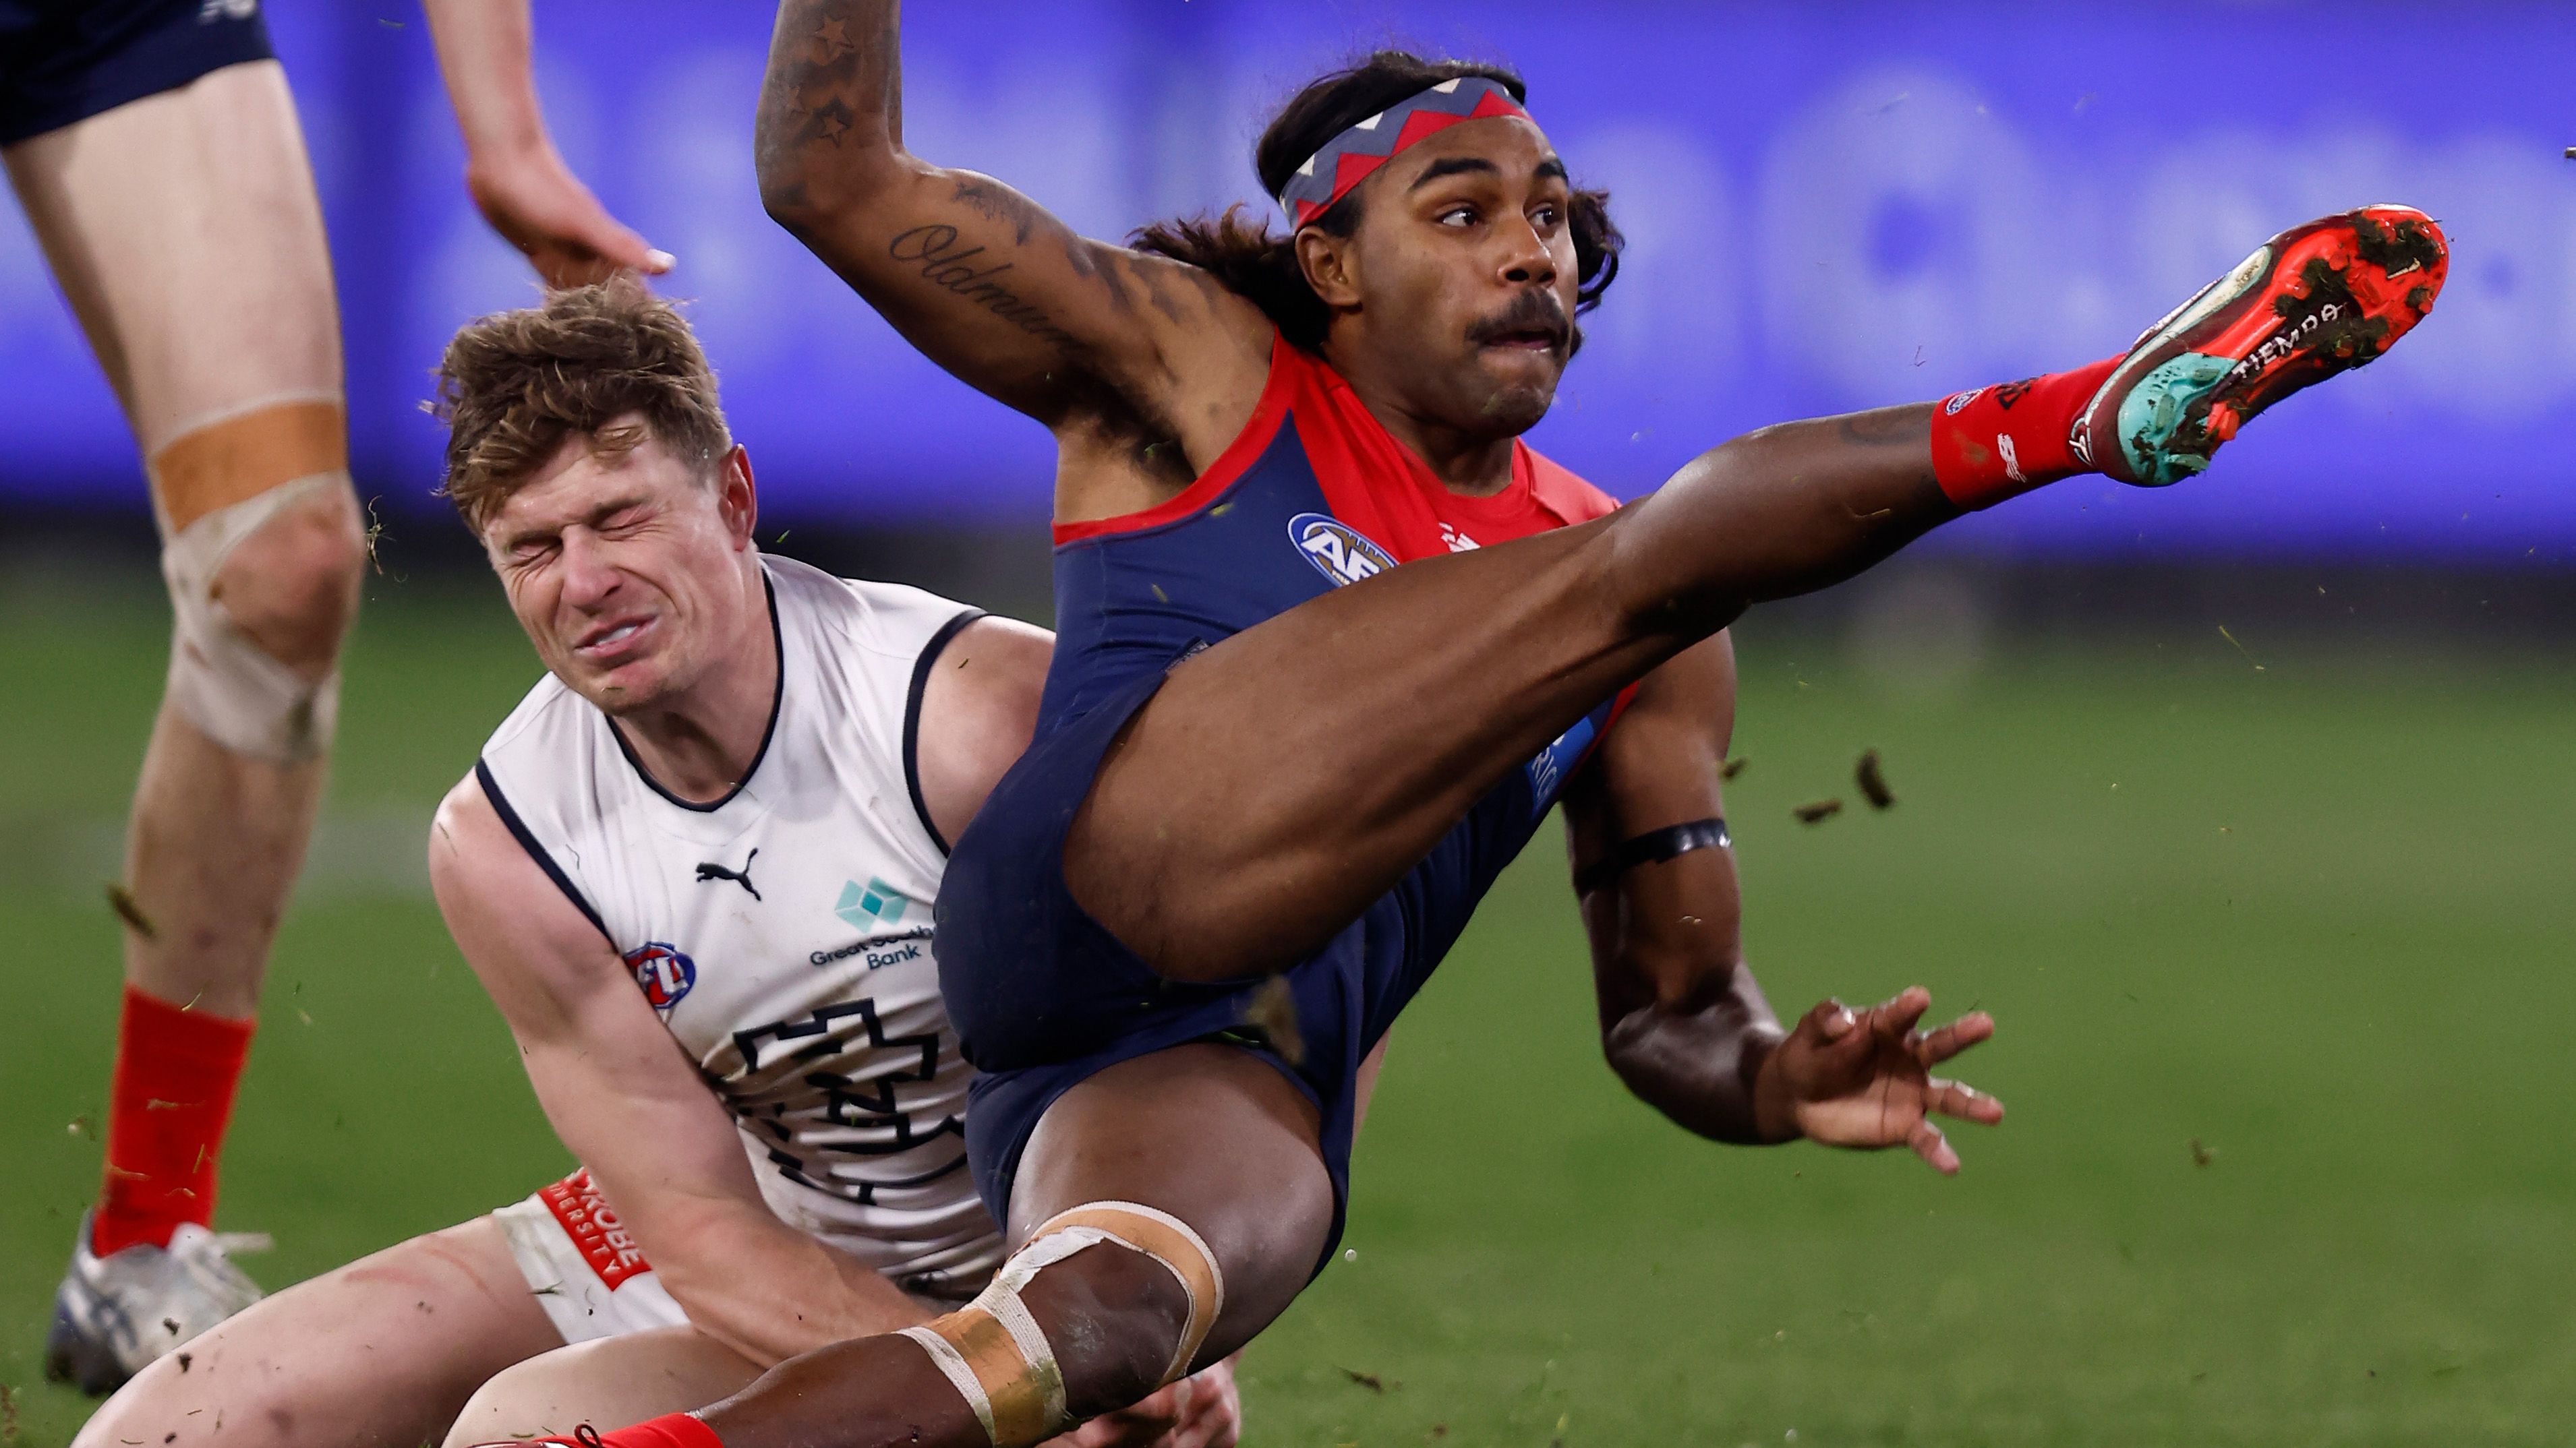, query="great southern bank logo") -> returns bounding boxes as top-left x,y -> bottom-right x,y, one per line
1289,512 -> 1397,589
836,877 -> 912,929
624,942 -> 696,1020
